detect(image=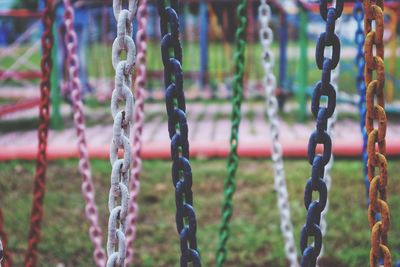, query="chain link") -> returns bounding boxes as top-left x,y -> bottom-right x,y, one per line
0,208 -> 10,267
158,1 -> 201,266
354,0 -> 369,206
125,0 -> 148,264
63,1 -> 107,265
25,1 -> 54,266
363,0 -> 392,266
258,2 -> 299,267
216,1 -> 247,266
300,1 -> 343,266
108,0 -> 137,266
